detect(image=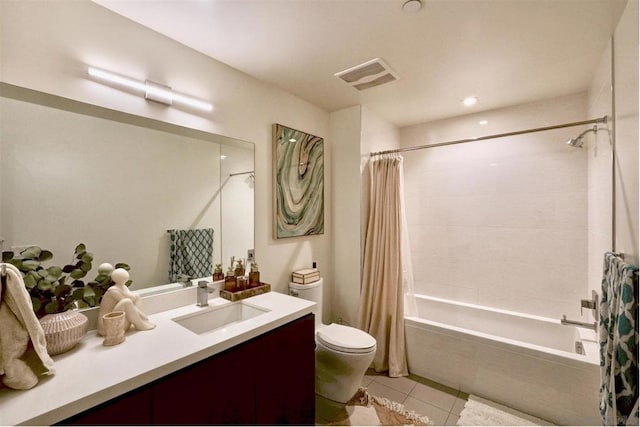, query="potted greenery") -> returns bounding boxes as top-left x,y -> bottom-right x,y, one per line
1,244 -> 130,355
